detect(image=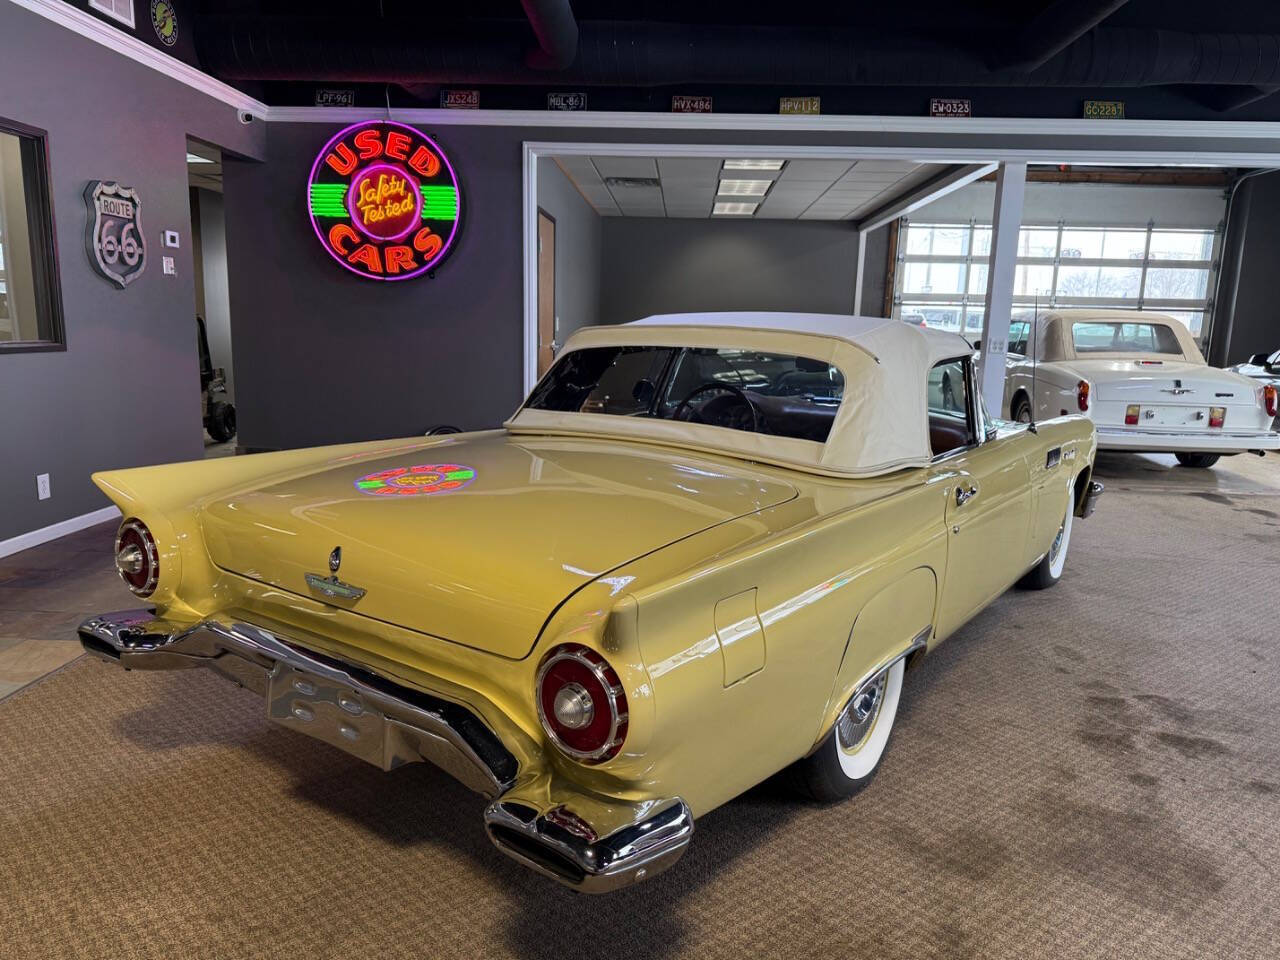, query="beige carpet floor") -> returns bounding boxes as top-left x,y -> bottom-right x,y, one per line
1,453 -> 1278,959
